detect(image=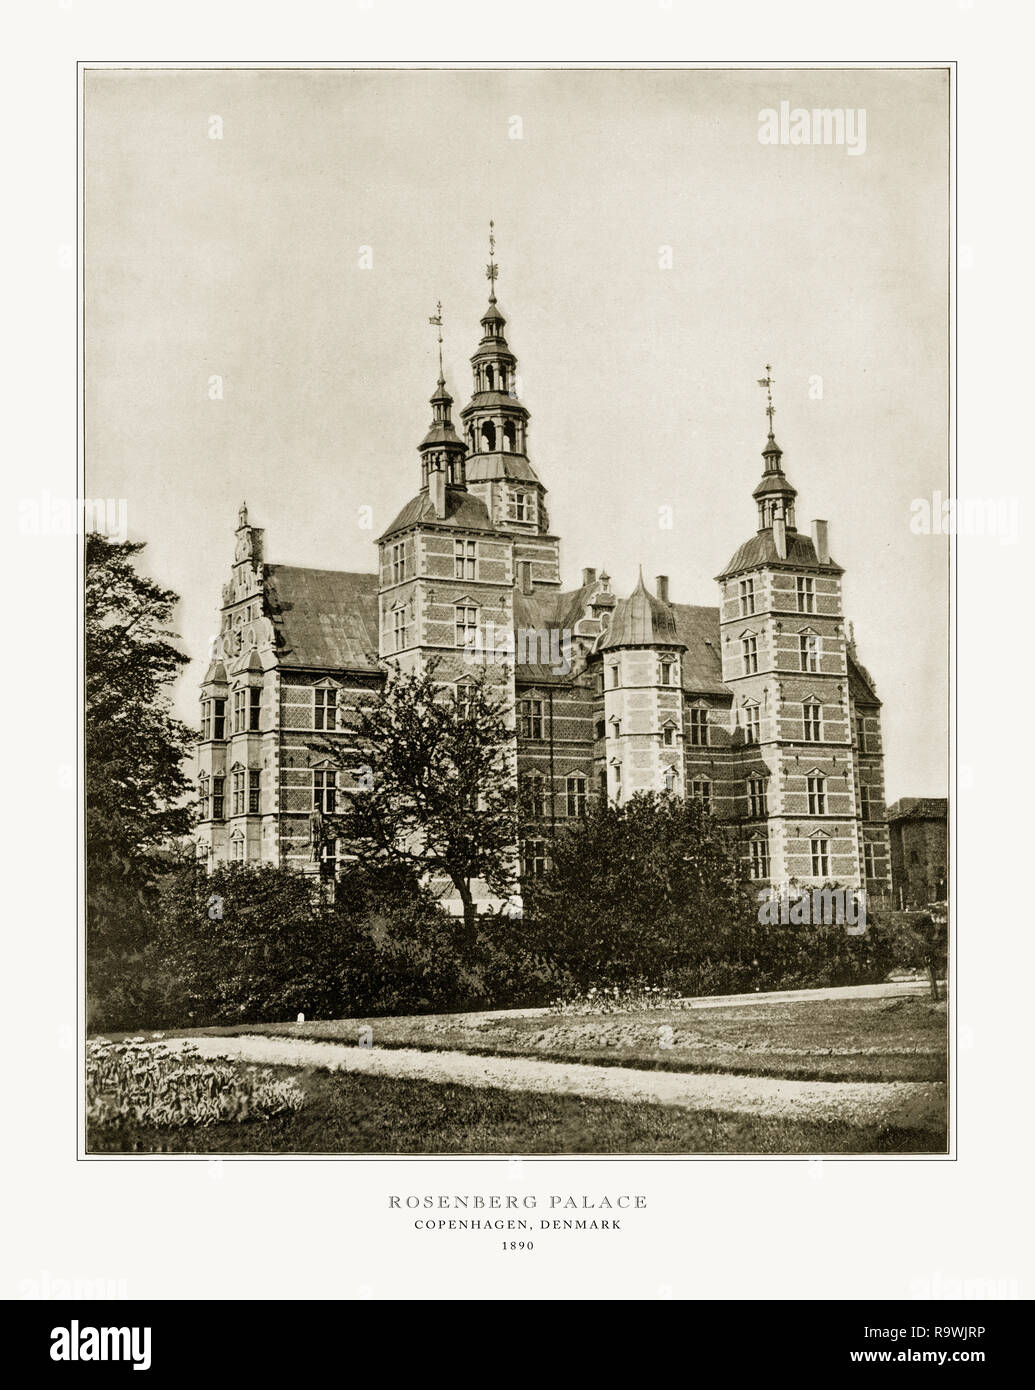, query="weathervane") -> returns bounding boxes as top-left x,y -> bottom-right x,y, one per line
757,363 -> 776,433
485,218 -> 499,292
428,300 -> 444,379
